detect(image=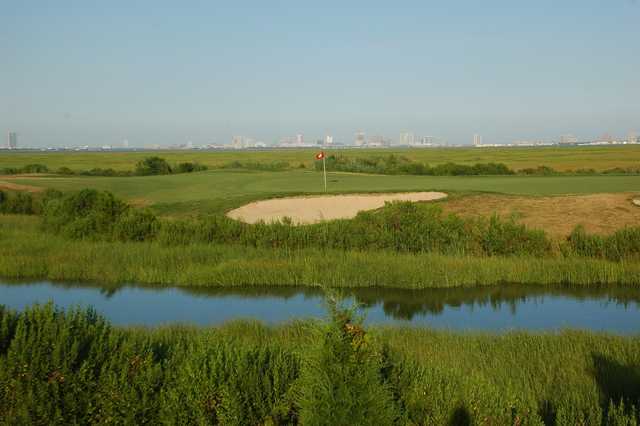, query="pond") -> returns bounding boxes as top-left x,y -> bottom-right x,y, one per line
1,281 -> 640,333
